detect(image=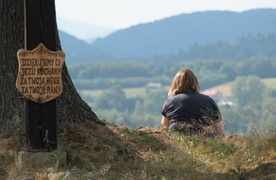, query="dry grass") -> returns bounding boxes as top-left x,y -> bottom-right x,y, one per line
1,120 -> 276,179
